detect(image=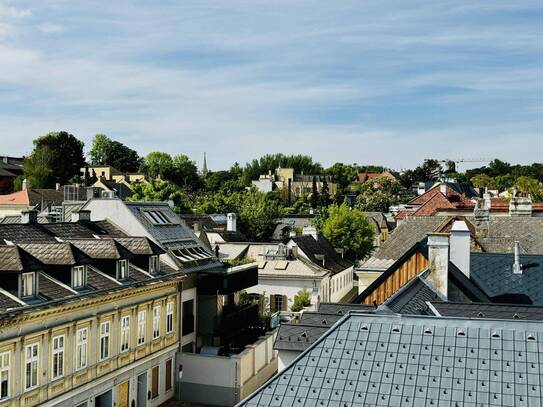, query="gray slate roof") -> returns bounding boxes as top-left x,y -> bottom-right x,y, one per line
430,302 -> 543,321
471,252 -> 543,305
241,312 -> 543,407
383,274 -> 442,315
